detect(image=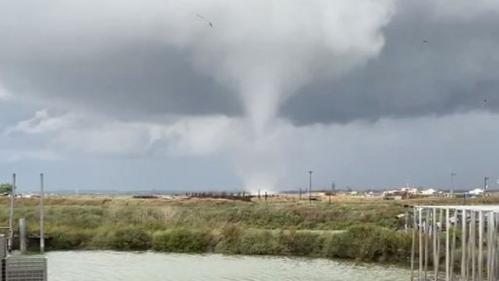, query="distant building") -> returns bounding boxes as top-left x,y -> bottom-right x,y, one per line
421,188 -> 436,196
402,187 -> 419,194
383,187 -> 412,200
469,188 -> 484,196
